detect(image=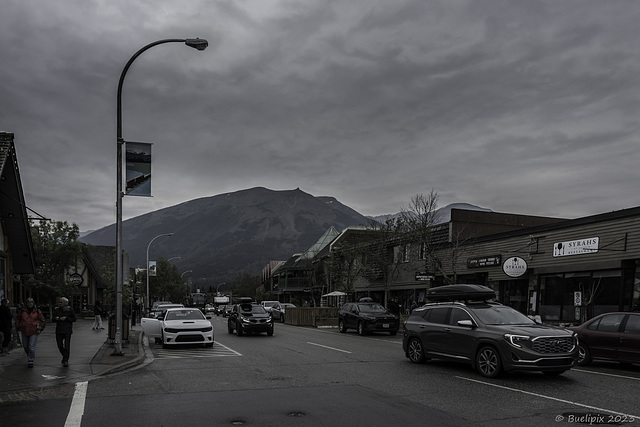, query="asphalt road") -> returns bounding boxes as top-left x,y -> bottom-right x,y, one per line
3,315 -> 640,426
